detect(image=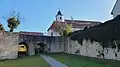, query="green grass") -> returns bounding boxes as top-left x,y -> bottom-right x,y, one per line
49,53 -> 120,67
0,55 -> 51,67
